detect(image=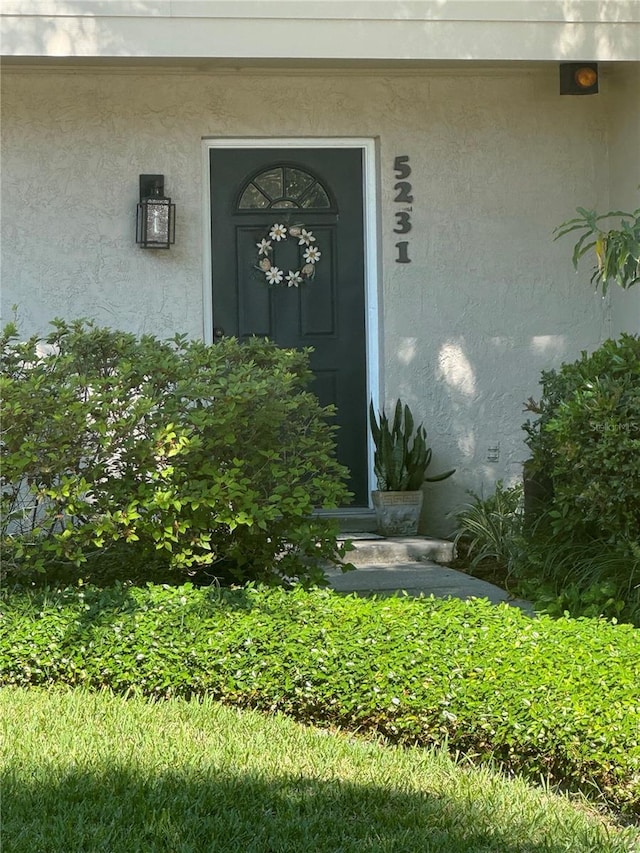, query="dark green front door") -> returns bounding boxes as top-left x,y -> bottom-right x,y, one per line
210,147 -> 368,505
